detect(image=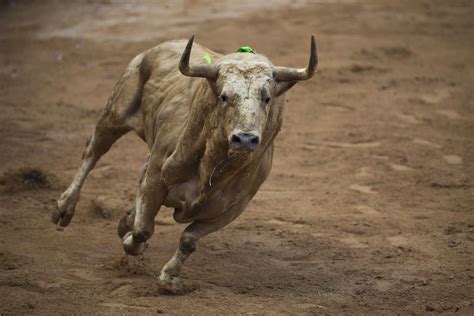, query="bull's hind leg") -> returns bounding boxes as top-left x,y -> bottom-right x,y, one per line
52,53 -> 146,227
52,118 -> 131,227
117,154 -> 149,238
